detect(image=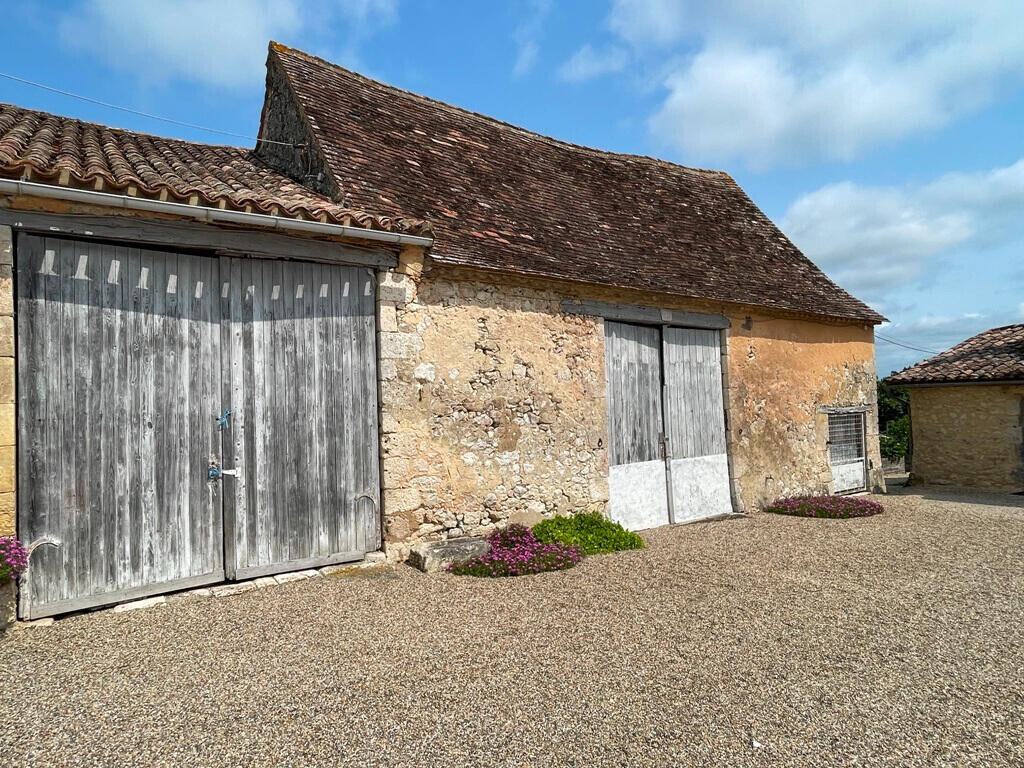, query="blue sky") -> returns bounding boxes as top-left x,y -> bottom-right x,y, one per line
5,0 -> 1024,376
